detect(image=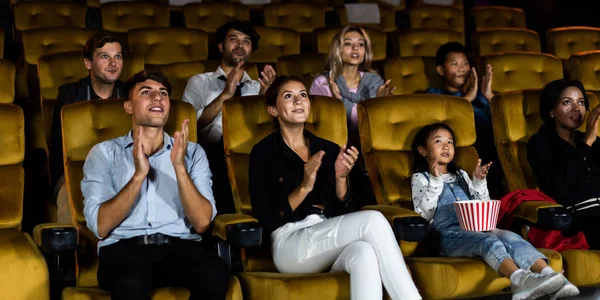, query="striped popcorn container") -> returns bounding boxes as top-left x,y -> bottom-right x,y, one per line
453,200 -> 501,231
